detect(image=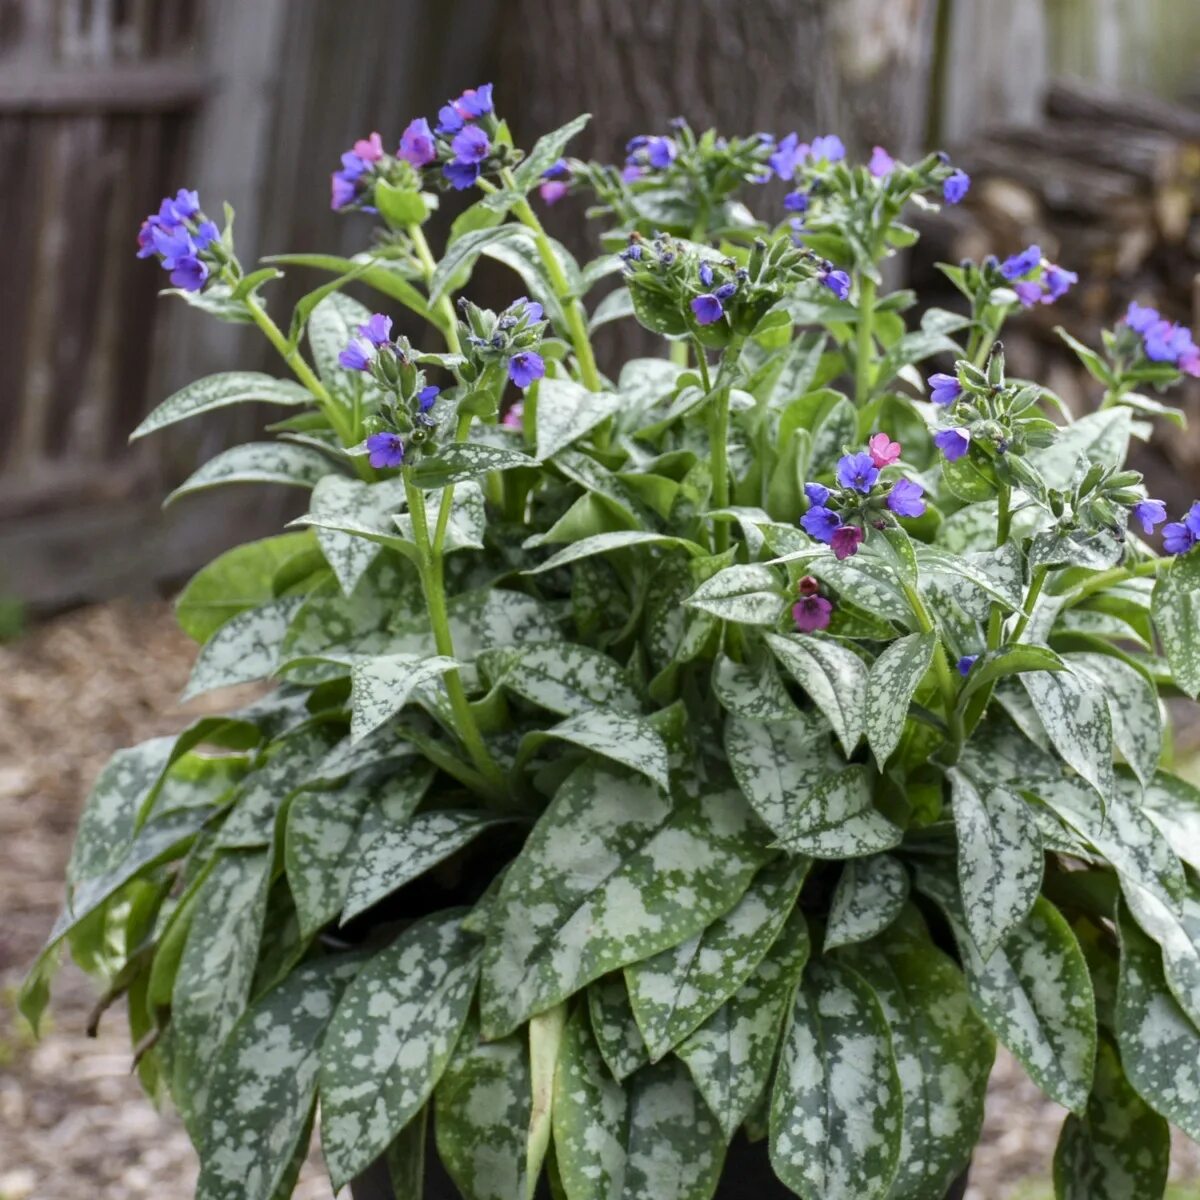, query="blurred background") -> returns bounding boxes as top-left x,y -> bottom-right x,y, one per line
1,1 -> 1200,1197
